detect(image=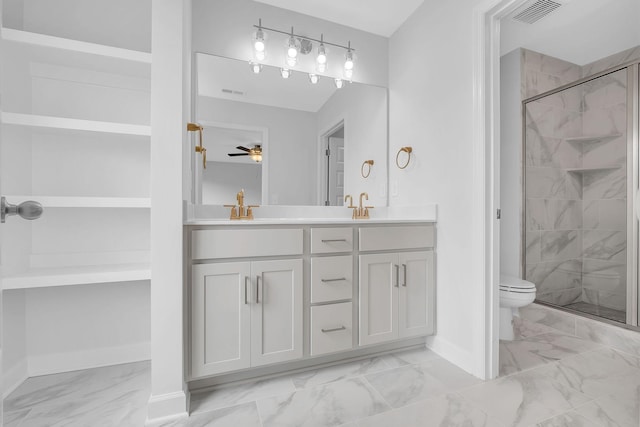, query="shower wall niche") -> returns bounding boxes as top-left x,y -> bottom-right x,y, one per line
524,66 -> 630,323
